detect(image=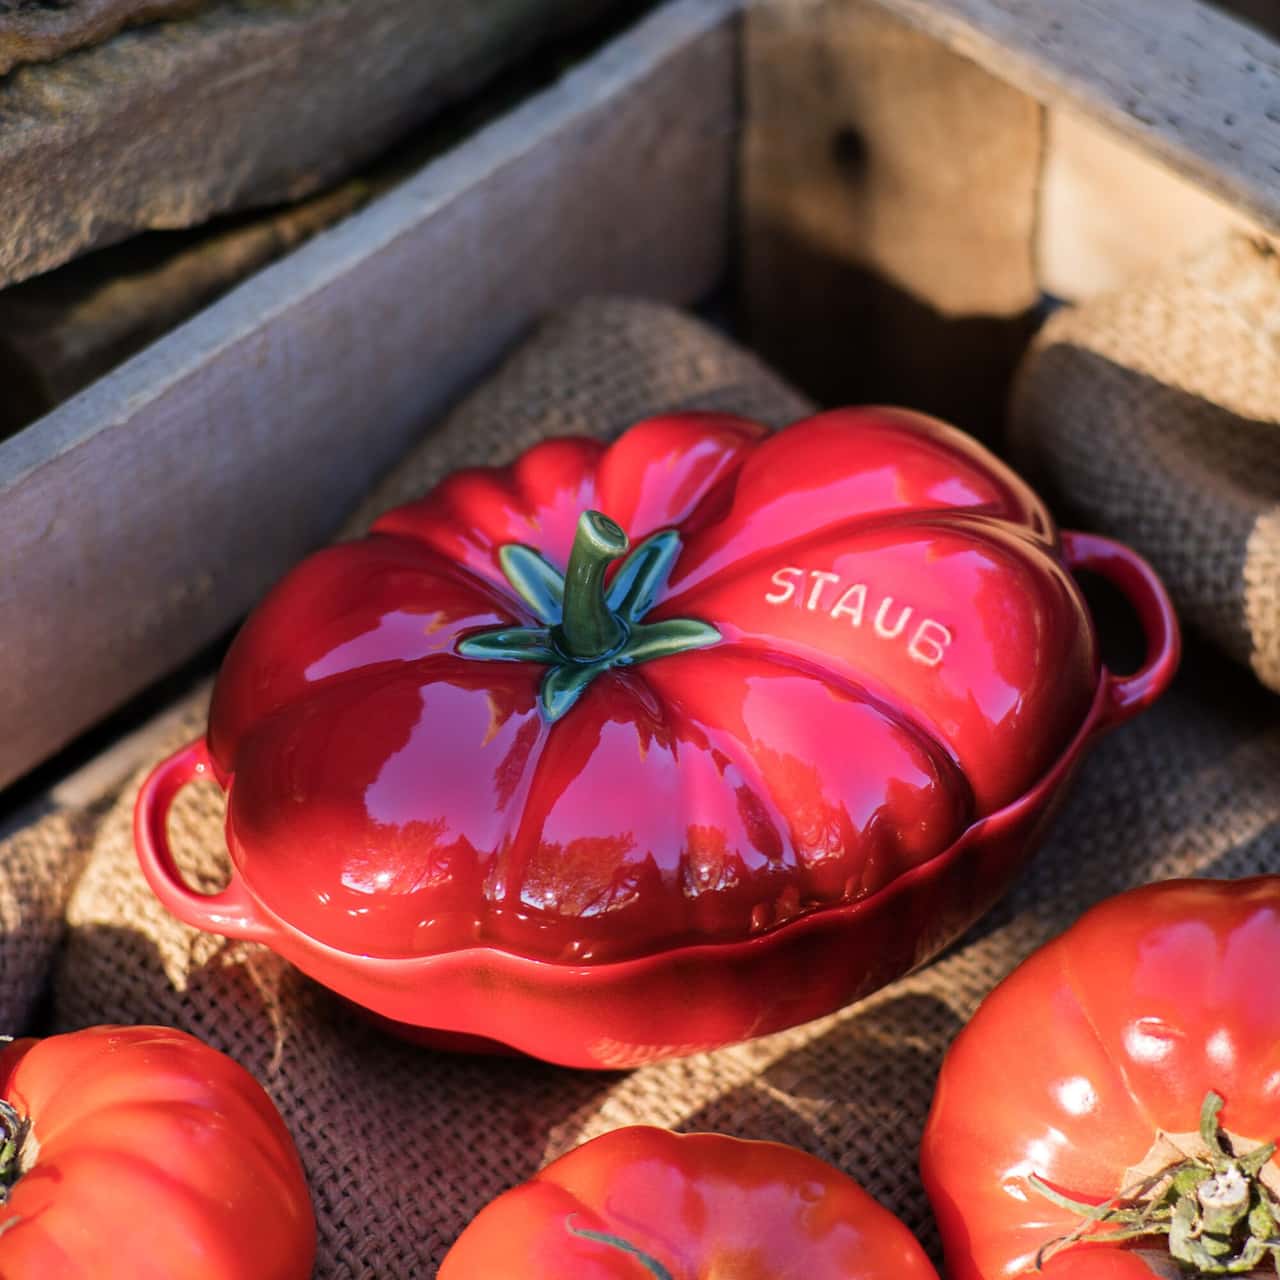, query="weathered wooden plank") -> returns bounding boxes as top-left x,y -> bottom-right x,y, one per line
1038,108 -> 1265,301
0,180 -> 372,437
0,0 -> 631,287
0,0 -> 738,792
867,0 -> 1280,234
742,0 -> 1042,435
